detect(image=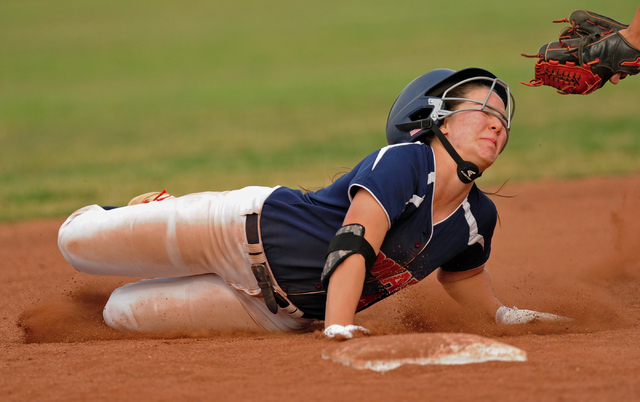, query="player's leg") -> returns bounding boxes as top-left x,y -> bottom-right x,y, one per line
58,187 -> 273,288
103,274 -> 312,332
